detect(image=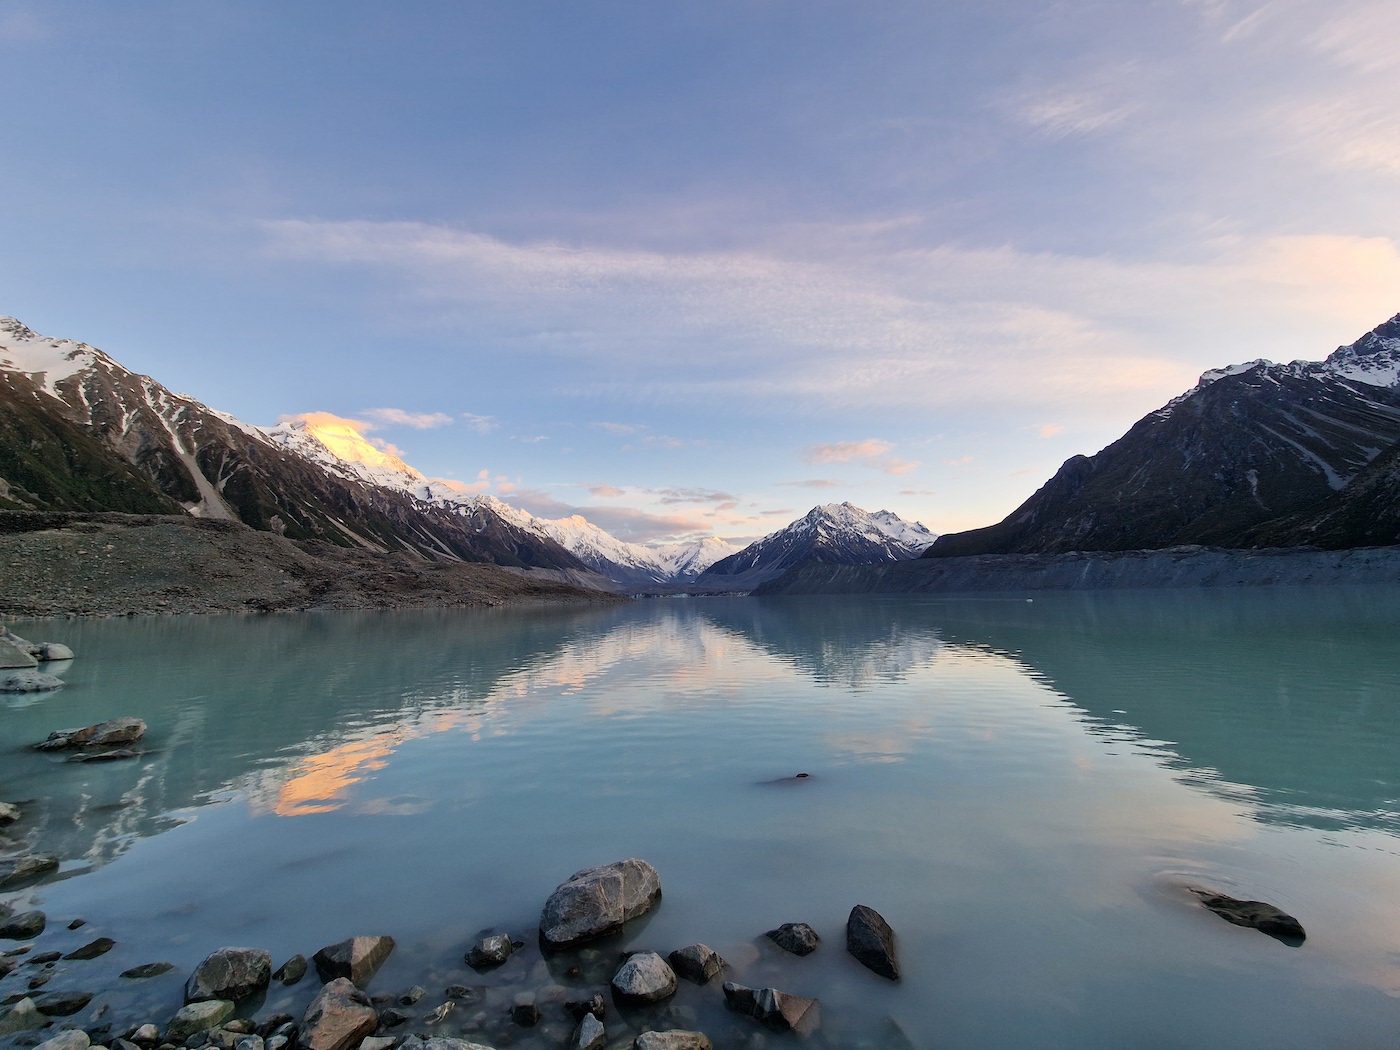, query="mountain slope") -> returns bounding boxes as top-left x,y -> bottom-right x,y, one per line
926,314 -> 1400,557
695,502 -> 937,590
